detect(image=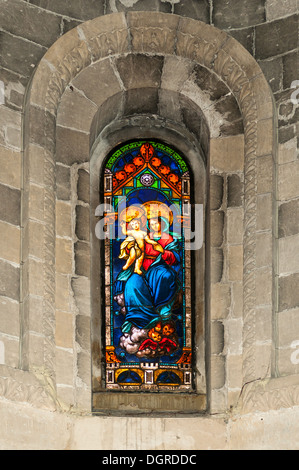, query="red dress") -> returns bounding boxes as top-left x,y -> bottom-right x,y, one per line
142,232 -> 177,272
